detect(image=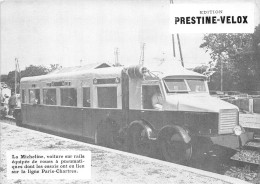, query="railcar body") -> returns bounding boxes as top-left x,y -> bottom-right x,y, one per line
17,62 -> 253,163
